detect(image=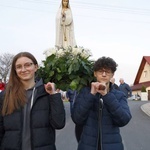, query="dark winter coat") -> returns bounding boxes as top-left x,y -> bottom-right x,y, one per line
0,79 -> 65,150
72,86 -> 132,150
119,83 -> 132,98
